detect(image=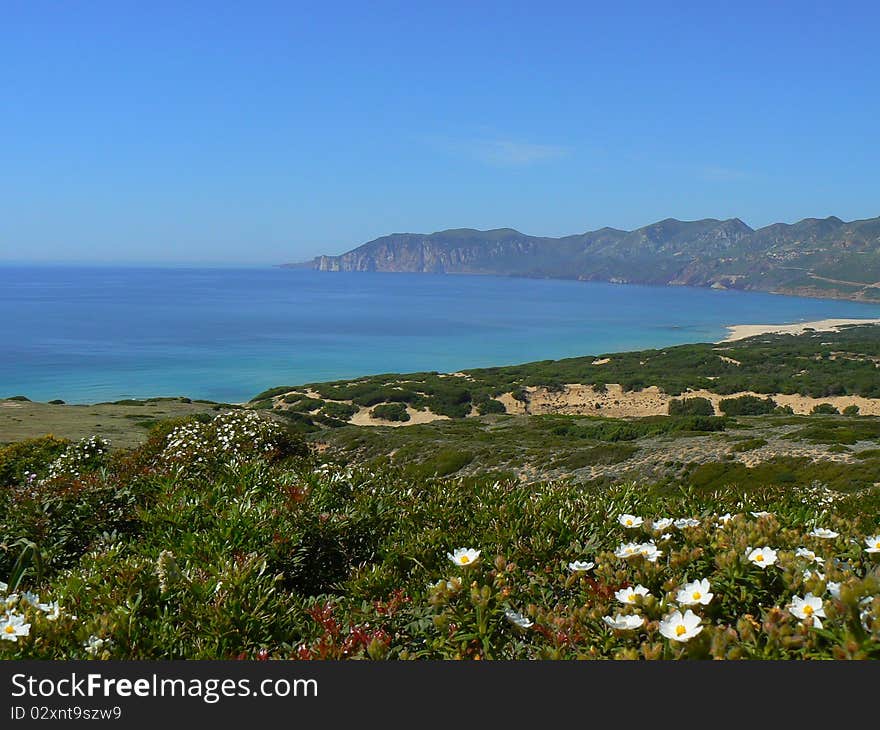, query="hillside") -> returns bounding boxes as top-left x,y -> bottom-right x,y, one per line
288,215 -> 880,302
